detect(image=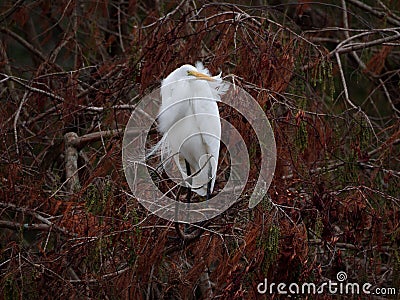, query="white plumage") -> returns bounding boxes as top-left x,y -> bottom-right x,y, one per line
157,62 -> 227,197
